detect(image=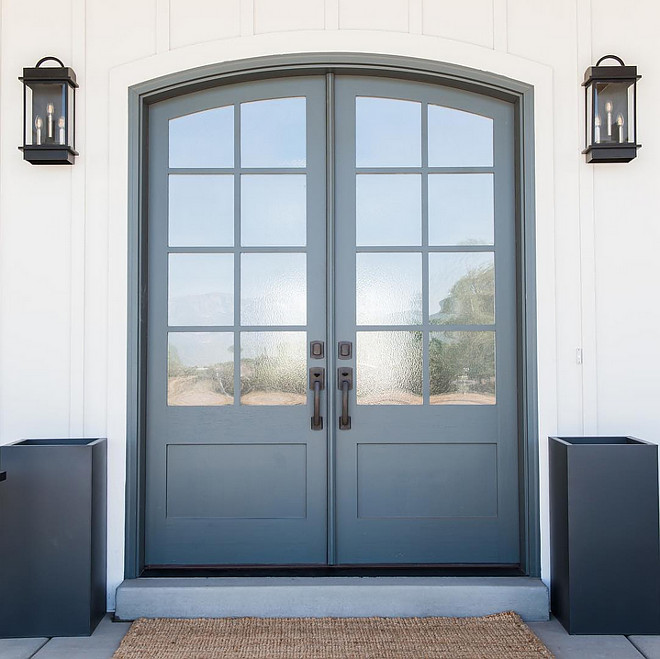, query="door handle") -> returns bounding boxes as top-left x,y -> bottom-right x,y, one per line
338,367 -> 353,430
309,368 -> 325,430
